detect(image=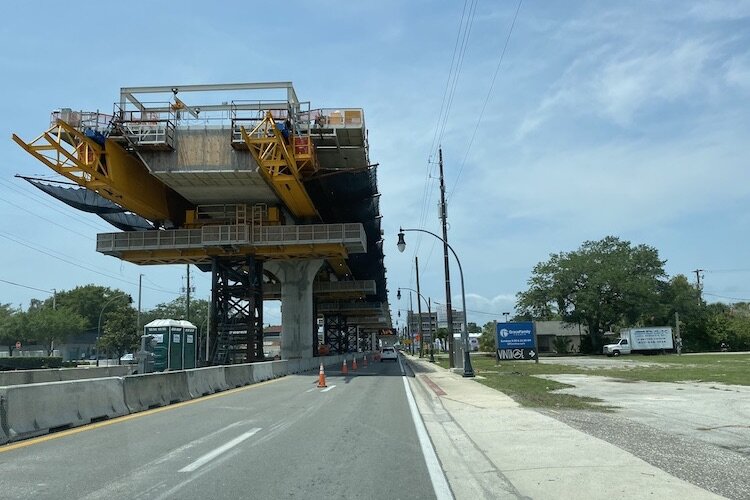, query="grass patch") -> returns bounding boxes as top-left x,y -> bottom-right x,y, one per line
433,355 -> 608,411
428,353 -> 750,410
584,354 -> 750,386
